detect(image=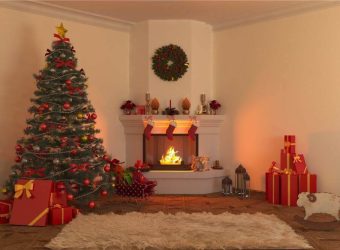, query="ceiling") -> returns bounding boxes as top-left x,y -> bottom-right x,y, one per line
43,1 -> 336,29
